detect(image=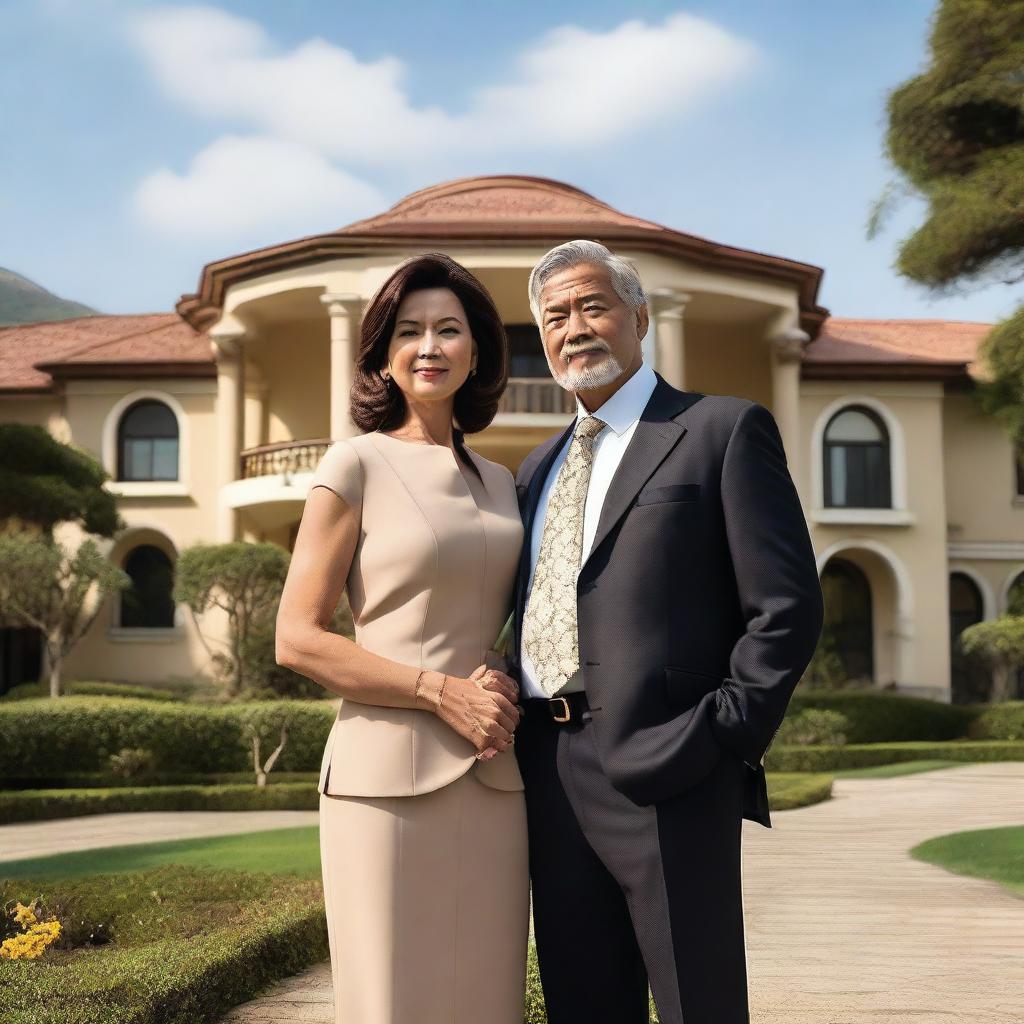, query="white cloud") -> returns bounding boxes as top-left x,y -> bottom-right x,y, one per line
133,135 -> 385,238
471,15 -> 759,147
126,5 -> 759,237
